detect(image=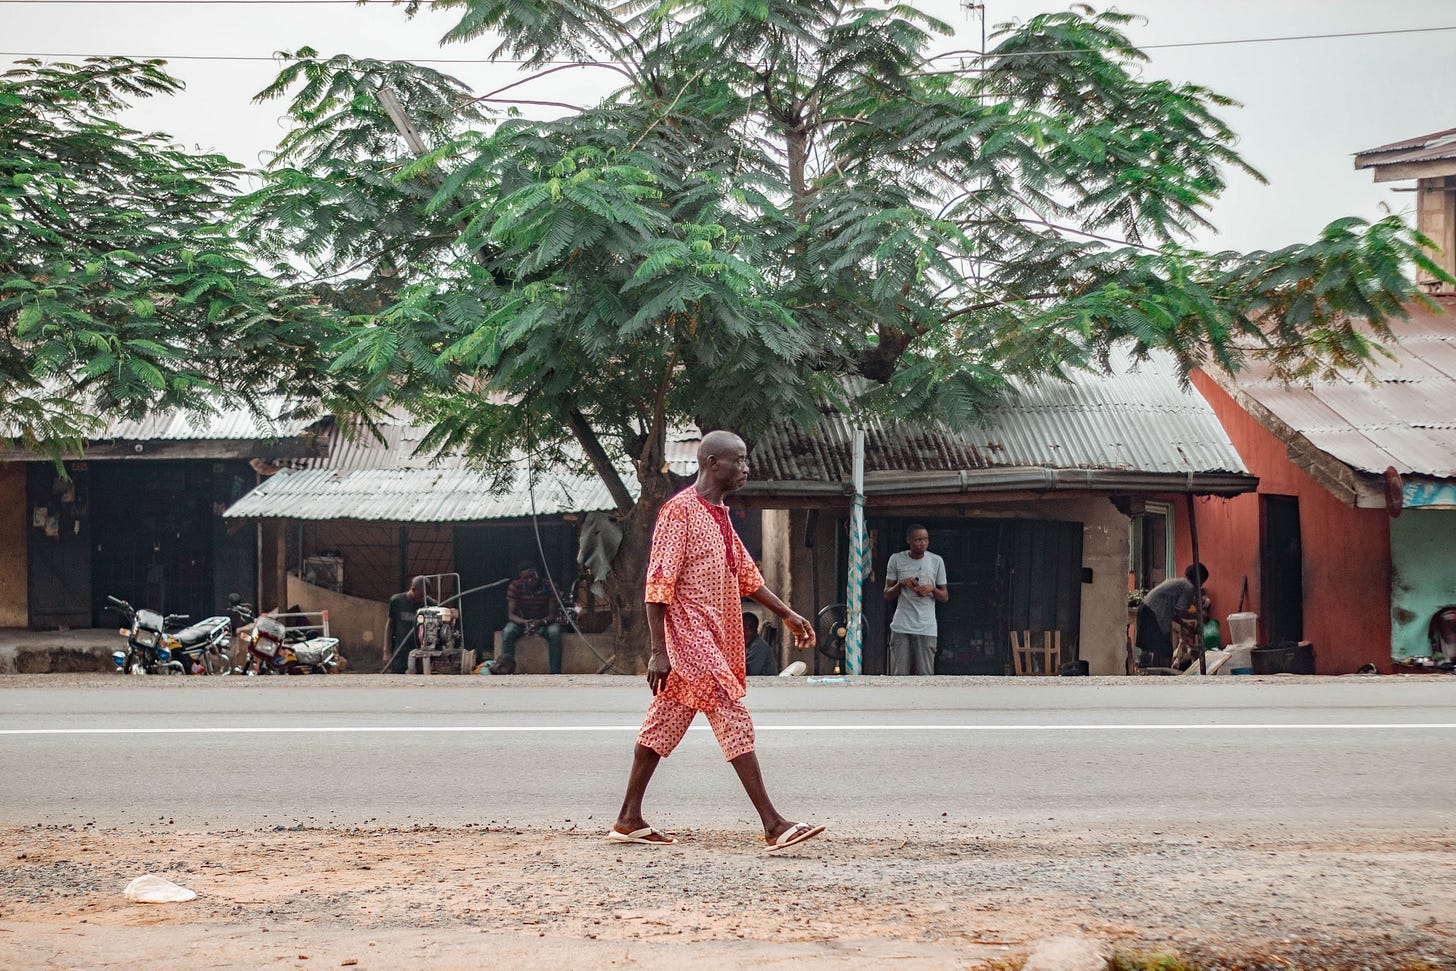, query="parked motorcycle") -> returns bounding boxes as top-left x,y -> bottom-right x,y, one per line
236,611 -> 340,675
170,612 -> 236,675
104,595 -> 231,675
